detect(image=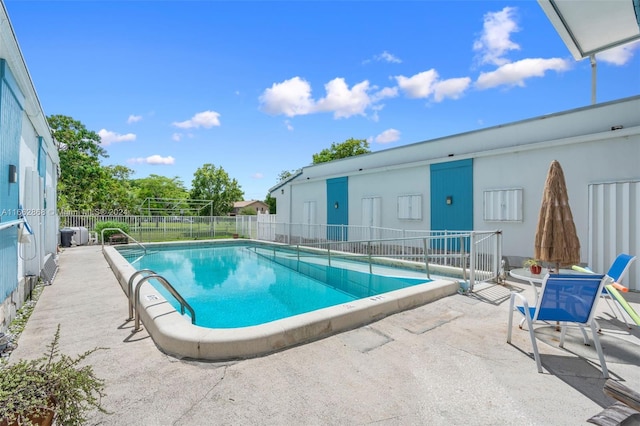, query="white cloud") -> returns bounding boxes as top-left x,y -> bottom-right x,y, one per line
475,57 -> 571,89
371,86 -> 399,102
284,120 -> 294,131
252,173 -> 264,179
369,104 -> 384,123
596,40 -> 640,65
98,129 -> 136,146
395,70 -> 439,99
127,155 -> 175,165
172,110 -> 221,129
433,77 -> 472,102
473,7 -> 520,66
172,132 -> 195,142
315,78 -> 372,119
260,76 -> 396,119
127,114 -> 142,124
259,77 -> 314,117
395,70 -> 470,101
375,128 -> 400,144
374,51 -> 402,63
